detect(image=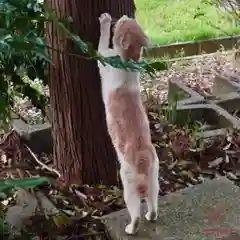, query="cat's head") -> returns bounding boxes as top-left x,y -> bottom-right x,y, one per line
113,15 -> 149,61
